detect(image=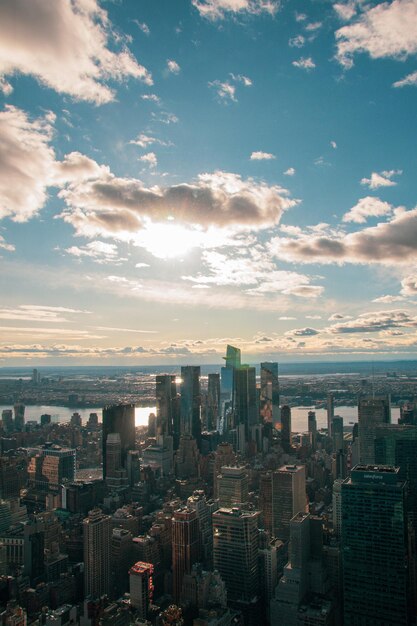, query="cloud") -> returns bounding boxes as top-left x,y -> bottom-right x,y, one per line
305,21 -> 322,31
167,59 -> 181,74
58,169 -> 296,247
65,241 -> 121,264
139,152 -> 158,168
0,77 -> 12,96
289,35 -> 305,48
52,151 -> 107,185
0,235 -> 14,252
328,309 -> 417,333
393,70 -> 417,87
192,0 -> 279,20
343,196 -> 393,223
0,106 -> 55,222
286,327 -> 320,336
0,0 -> 152,105
292,57 -> 316,70
209,80 -> 237,102
401,274 -> 417,295
250,151 -> 276,160
330,140 -> 337,149
361,169 -> 402,189
0,305 -> 89,323
284,168 -> 296,176
133,20 -> 150,35
141,94 -> 161,104
230,73 -> 253,86
328,313 -> 351,321
270,207 -> 417,266
333,2 -> 357,21
335,0 -> 417,69
372,294 -> 405,303
151,111 -> 178,124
